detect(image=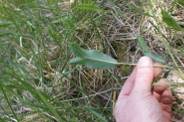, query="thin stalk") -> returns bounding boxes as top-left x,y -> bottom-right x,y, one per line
117,62 -> 174,69
0,84 -> 19,122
